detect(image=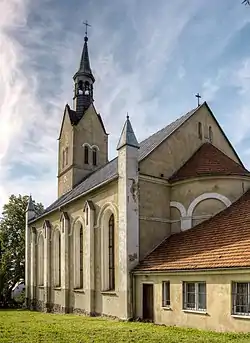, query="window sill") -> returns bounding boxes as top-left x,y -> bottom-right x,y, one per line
38,286 -> 44,289
73,288 -> 85,293
54,287 -> 62,291
182,309 -> 207,315
101,290 -> 117,296
162,306 -> 172,311
232,314 -> 250,320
